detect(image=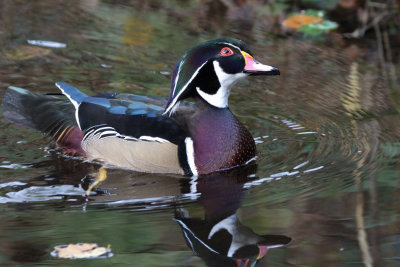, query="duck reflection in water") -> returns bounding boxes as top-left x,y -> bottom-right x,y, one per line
175,166 -> 291,267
